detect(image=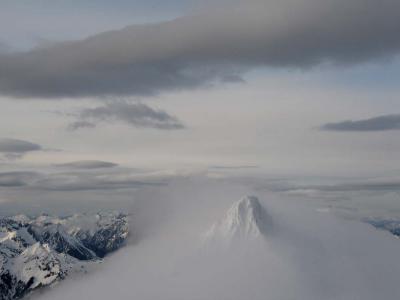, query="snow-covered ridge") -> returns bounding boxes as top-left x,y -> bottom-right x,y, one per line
204,196 -> 271,243
365,218 -> 400,238
0,212 -> 129,300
